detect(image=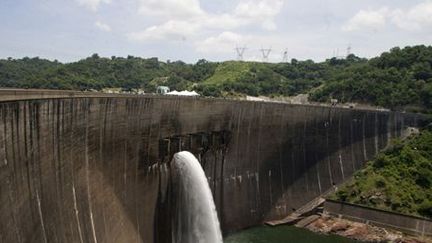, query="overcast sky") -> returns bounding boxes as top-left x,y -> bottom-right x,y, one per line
1,0 -> 431,63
